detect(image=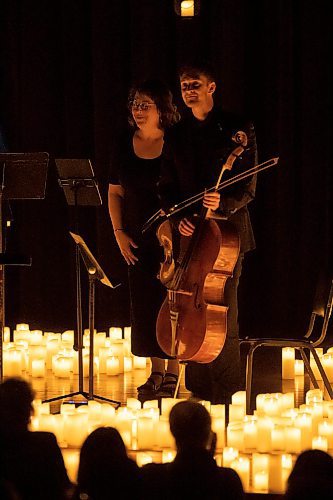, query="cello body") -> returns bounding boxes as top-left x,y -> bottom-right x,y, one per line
156,217 -> 240,363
